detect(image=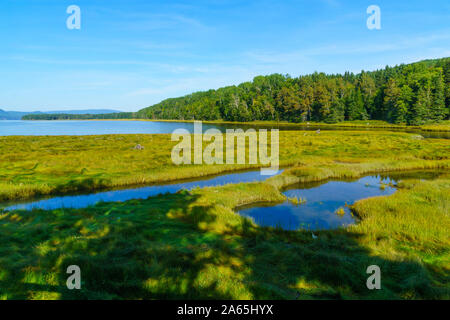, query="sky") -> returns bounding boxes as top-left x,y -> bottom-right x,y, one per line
1,0 -> 449,112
